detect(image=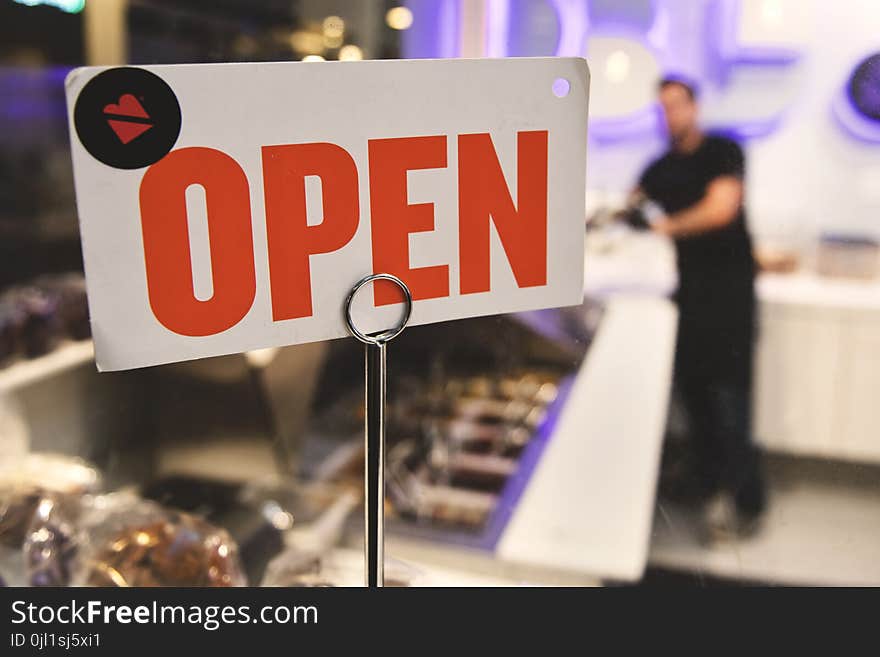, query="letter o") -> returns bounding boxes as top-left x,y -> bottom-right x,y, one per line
139,147 -> 256,336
